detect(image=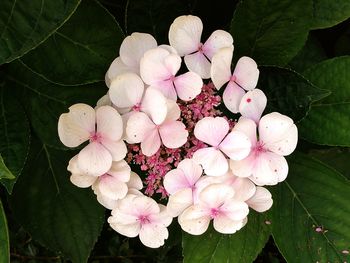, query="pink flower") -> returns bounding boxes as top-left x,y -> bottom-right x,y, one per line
108,194 -> 173,248
58,104 -> 127,176
211,48 -> 260,113
230,113 -> 298,185
178,183 -> 249,235
169,15 -> 233,79
140,47 -> 203,101
192,117 -> 251,176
